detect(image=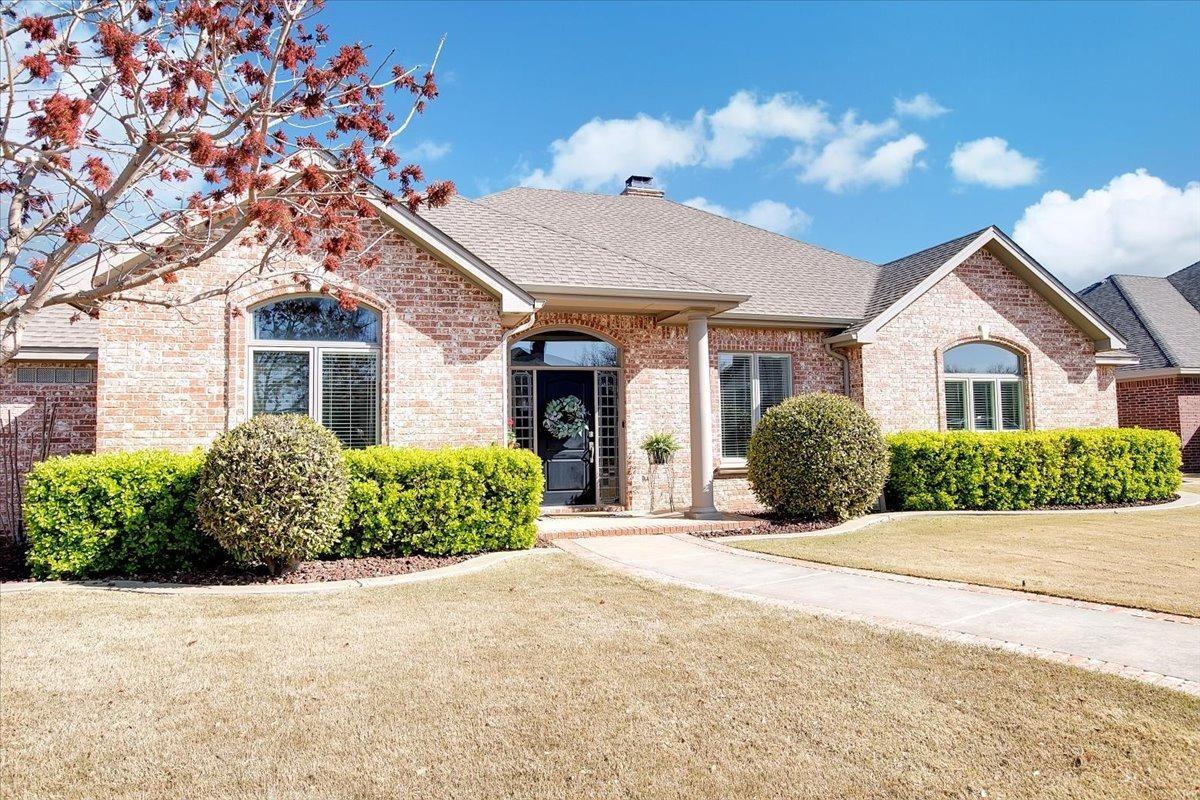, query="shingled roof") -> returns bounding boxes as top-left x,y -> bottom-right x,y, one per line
1079,263 -> 1200,373
466,187 -> 881,321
